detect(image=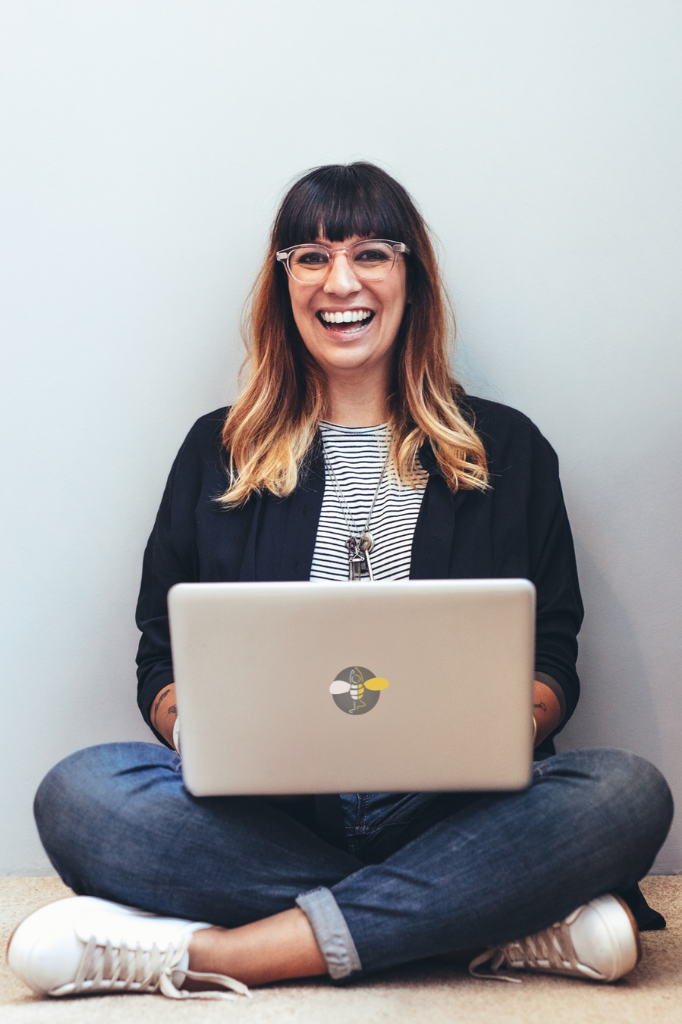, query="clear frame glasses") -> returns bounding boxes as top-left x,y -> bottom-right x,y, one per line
276,239 -> 410,285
